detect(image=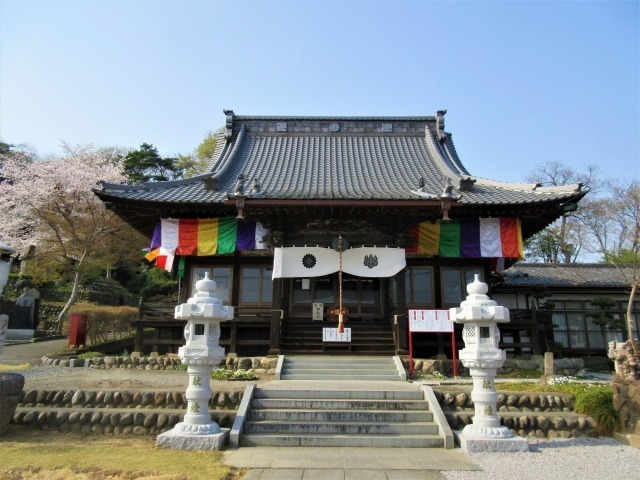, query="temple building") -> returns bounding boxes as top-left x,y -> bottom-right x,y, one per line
95,110 -> 588,357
